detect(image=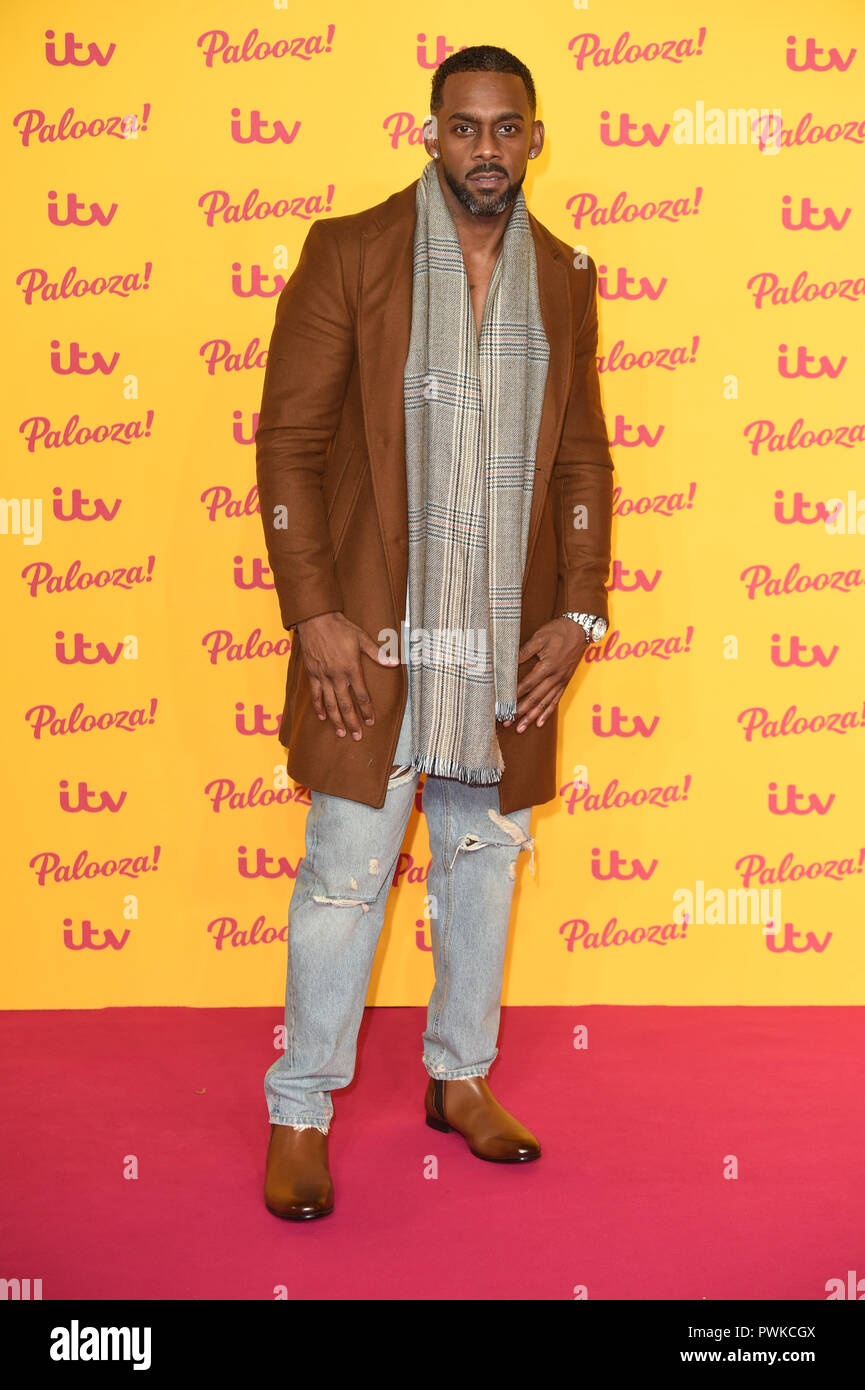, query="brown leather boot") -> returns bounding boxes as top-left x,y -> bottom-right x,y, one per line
424,1075 -> 541,1163
264,1123 -> 334,1220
